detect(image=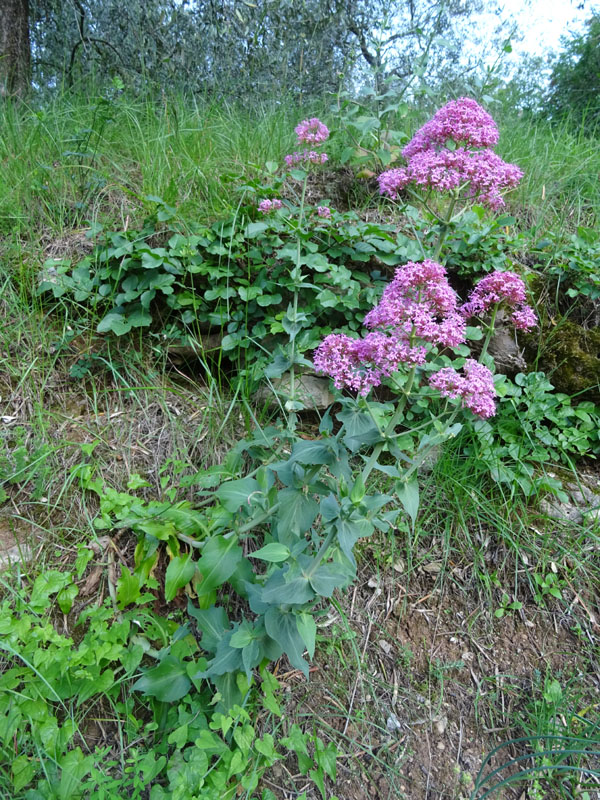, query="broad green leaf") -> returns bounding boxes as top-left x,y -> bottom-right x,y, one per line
165,554 -> 196,602
308,563 -> 349,597
12,755 -> 35,792
276,488 -> 319,543
260,573 -> 314,605
296,612 -> 316,659
57,584 -> 78,614
116,566 -> 141,609
264,607 -> 309,676
133,655 -> 191,702
216,476 -> 260,512
244,221 -> 269,238
195,535 -> 242,597
250,543 -> 291,562
187,602 -> 229,653
58,747 -> 94,800
397,479 -> 420,527
336,517 -> 373,562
